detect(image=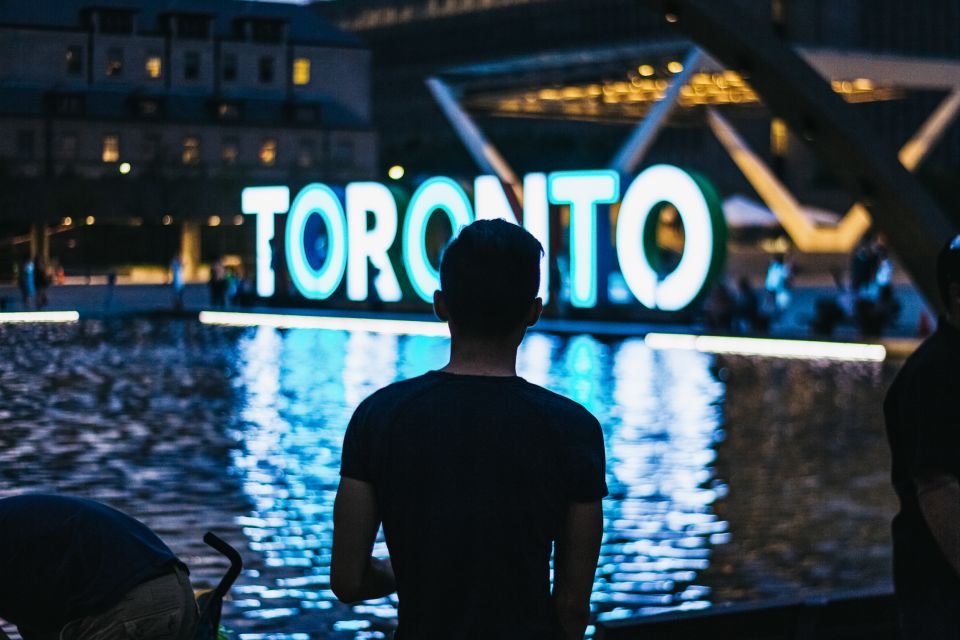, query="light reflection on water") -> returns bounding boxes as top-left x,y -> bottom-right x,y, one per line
0,320 -> 894,639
